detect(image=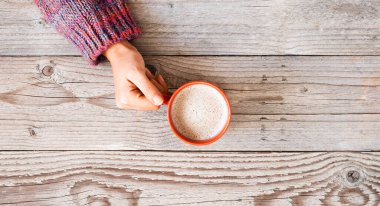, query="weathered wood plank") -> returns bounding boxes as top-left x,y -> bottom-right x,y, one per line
0,0 -> 379,55
0,152 -> 379,205
0,56 -> 379,150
